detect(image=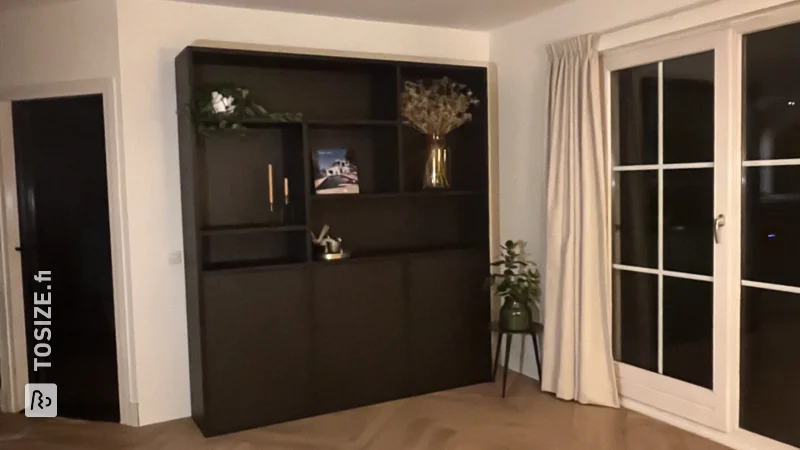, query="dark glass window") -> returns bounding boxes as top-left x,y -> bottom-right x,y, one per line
663,277 -> 712,388
614,63 -> 658,166
614,270 -> 658,372
663,52 -> 715,164
614,171 -> 658,268
745,23 -> 800,161
740,287 -> 800,448
663,169 -> 714,275
742,167 -> 800,287
740,22 -> 800,448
